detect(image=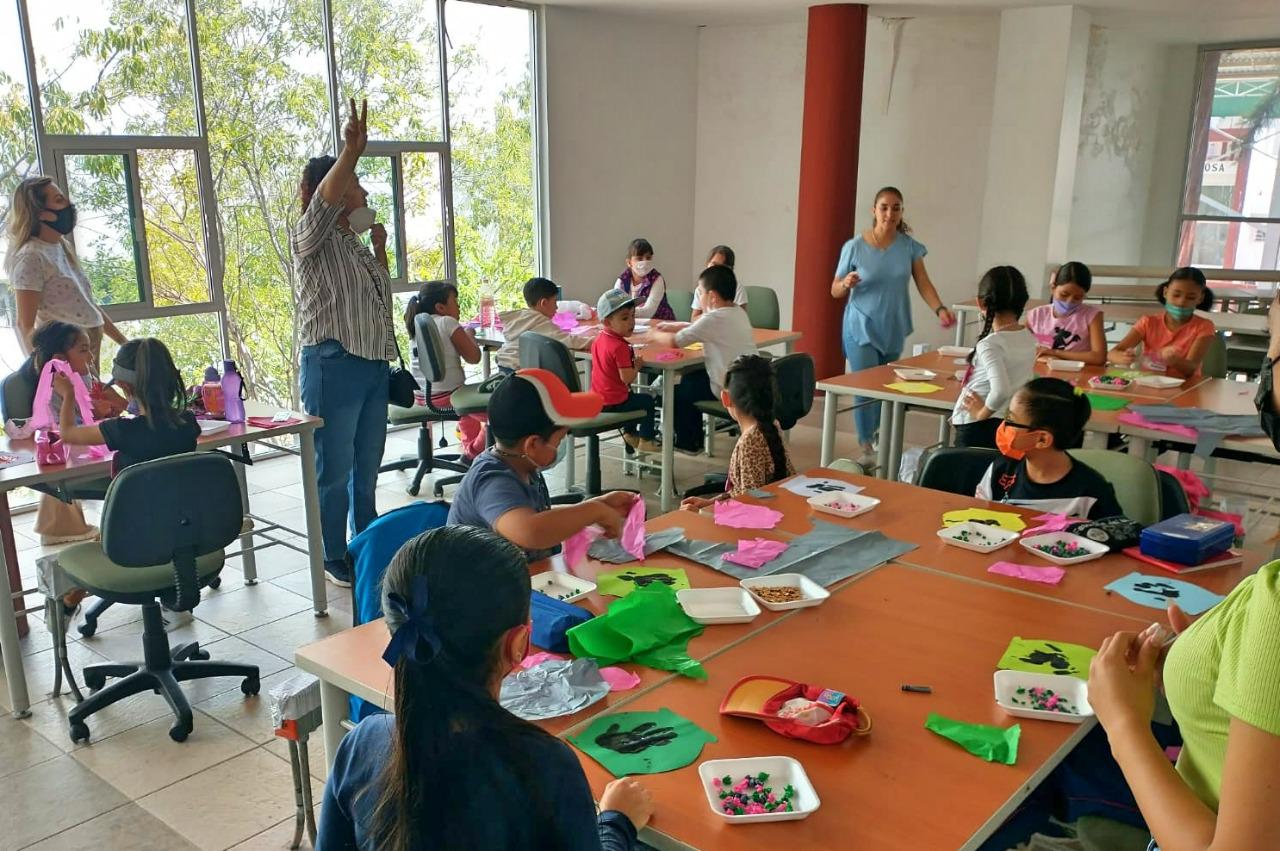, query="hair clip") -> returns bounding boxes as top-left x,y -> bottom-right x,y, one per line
1073,386 -> 1086,396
